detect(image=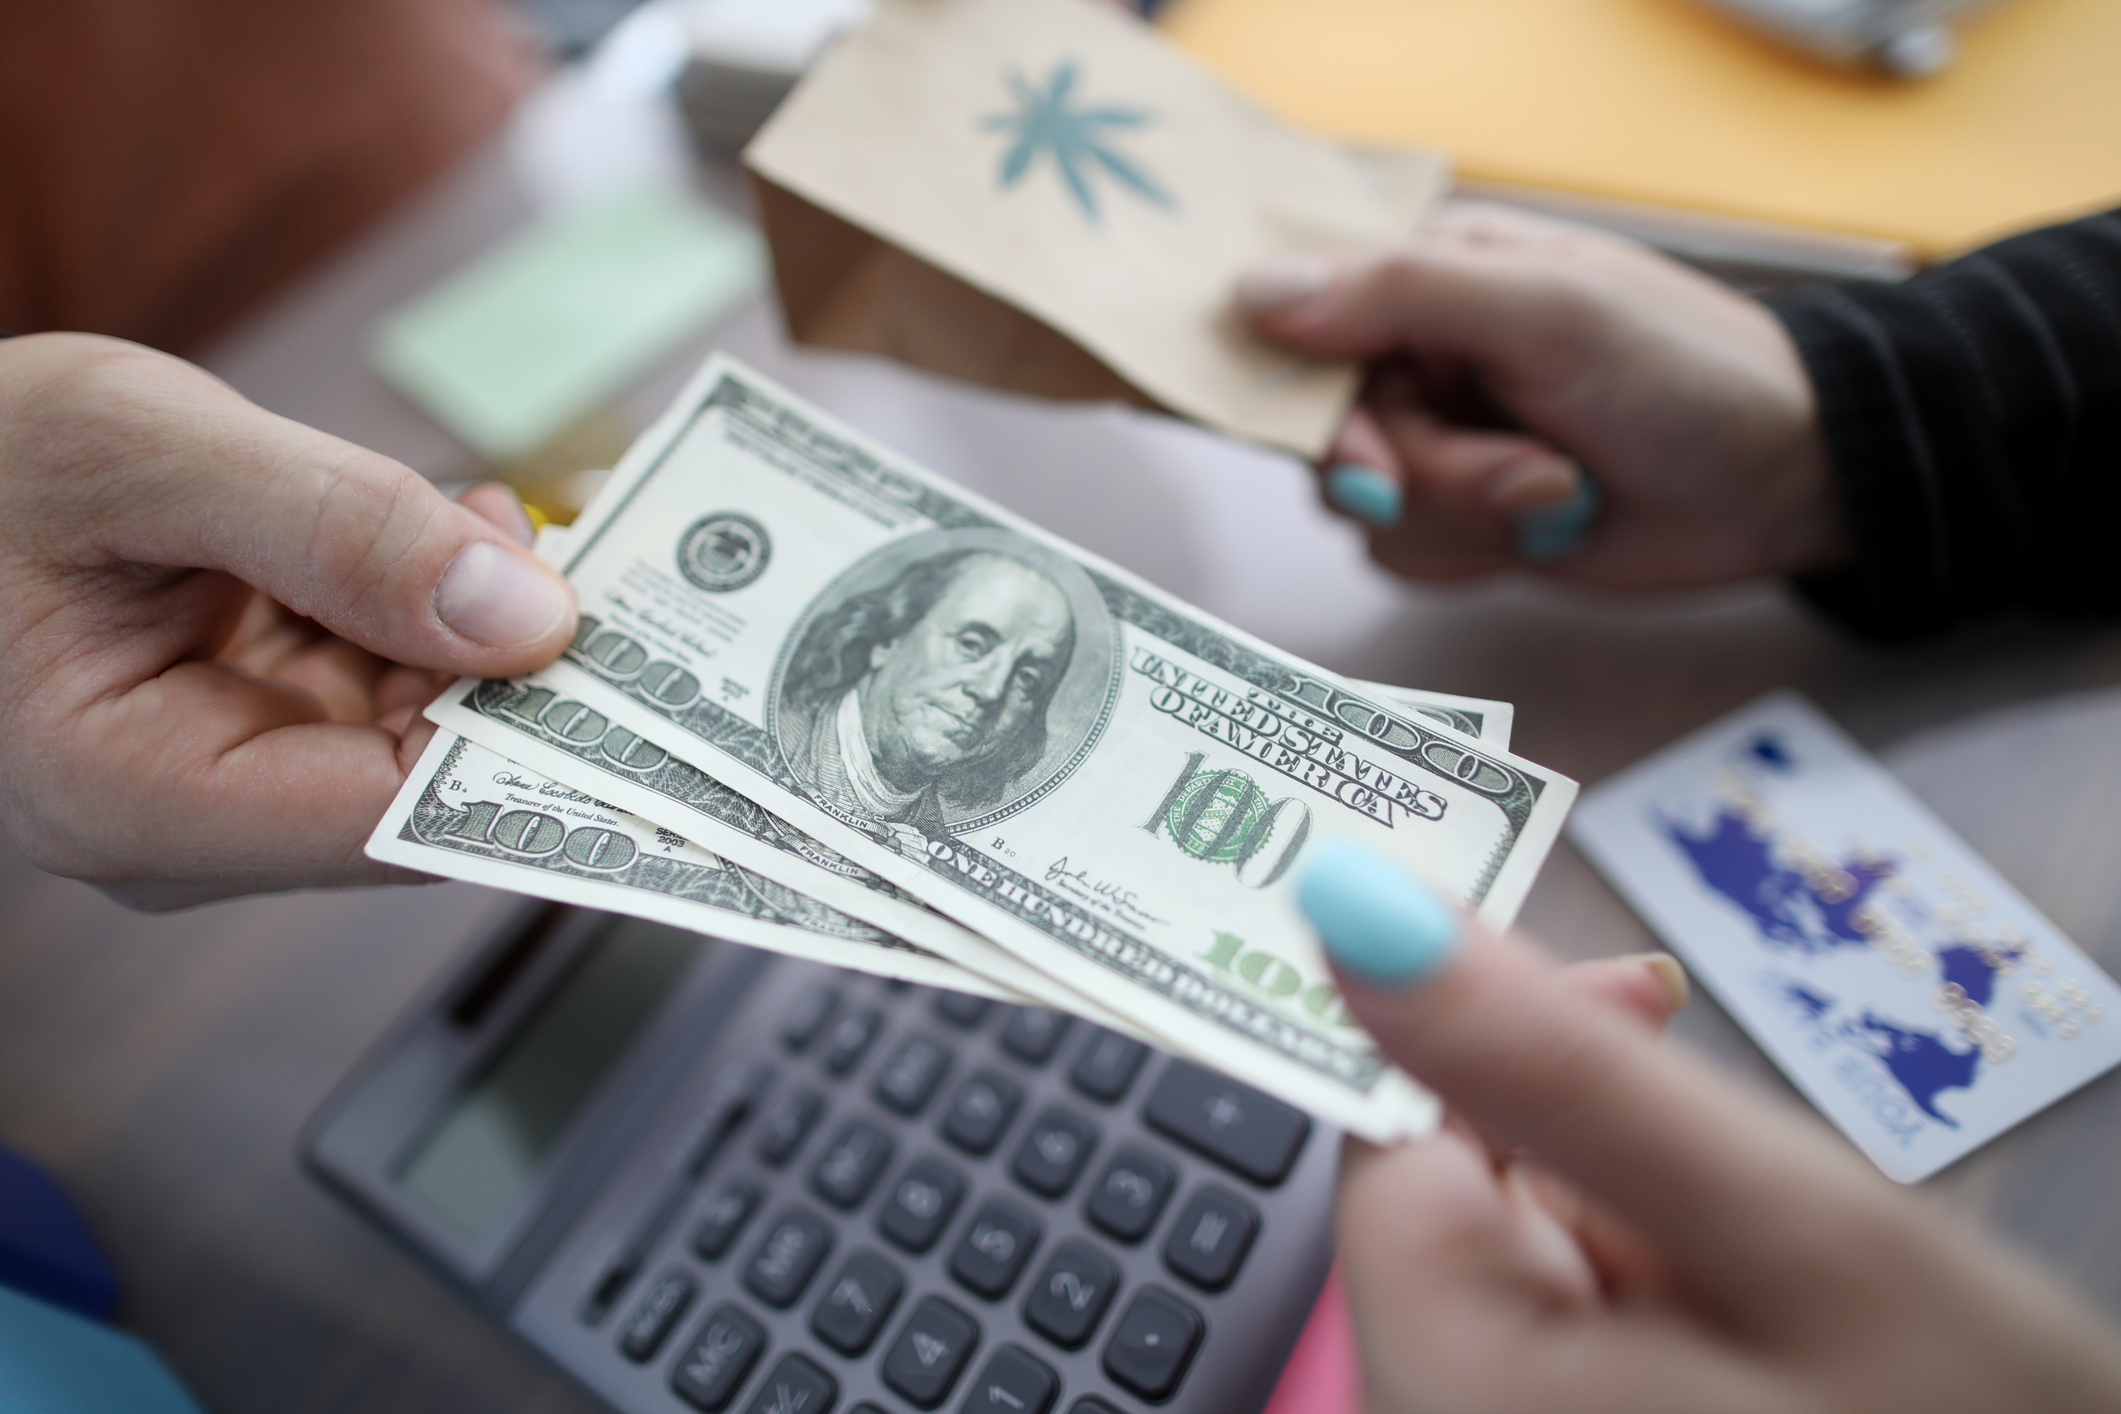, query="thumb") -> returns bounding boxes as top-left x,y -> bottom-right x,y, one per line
86,345 -> 576,675
1235,222 -> 1599,367
1298,840 -> 1900,1330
